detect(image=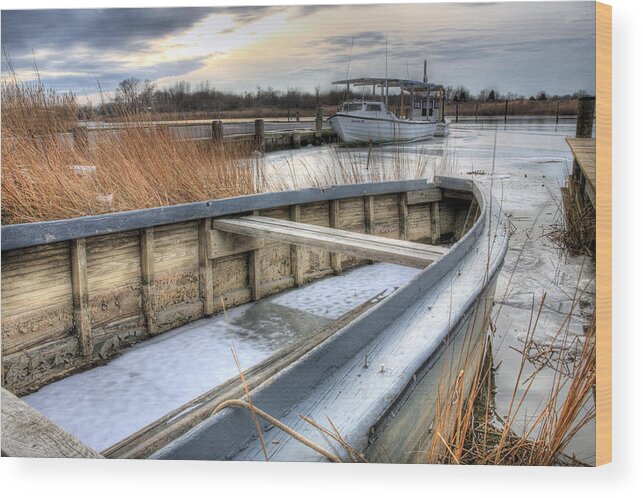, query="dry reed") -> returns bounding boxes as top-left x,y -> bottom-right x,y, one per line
2,73 -> 256,224
547,182 -> 596,256
426,296 -> 596,466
